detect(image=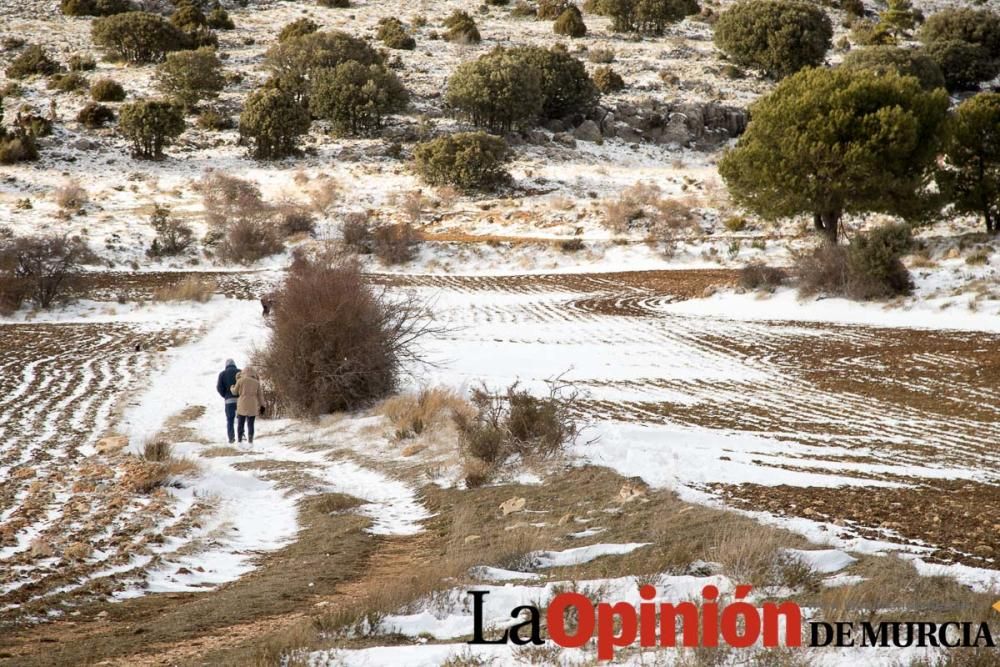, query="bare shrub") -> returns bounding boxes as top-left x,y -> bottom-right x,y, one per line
306,175 -> 340,215
341,211 -> 374,254
147,204 -> 194,257
795,243 -> 849,297
53,180 -> 88,212
602,181 -> 666,233
217,217 -> 284,264
373,222 -> 421,265
197,171 -> 268,228
398,189 -> 427,224
796,224 -> 913,301
152,276 -> 215,302
0,234 -> 88,309
740,262 -> 787,291
275,201 -> 316,236
255,253 -> 431,416
454,379 -> 579,486
142,439 -> 172,462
